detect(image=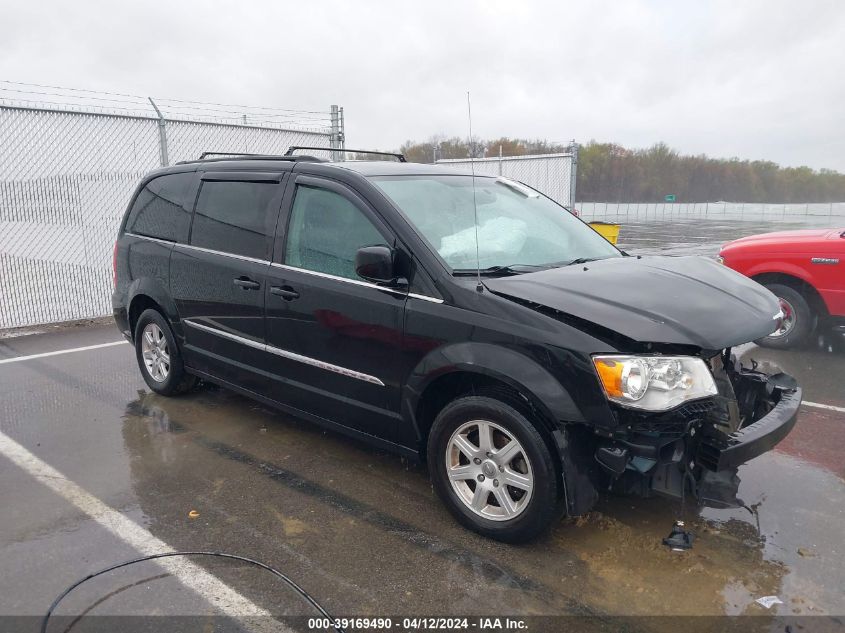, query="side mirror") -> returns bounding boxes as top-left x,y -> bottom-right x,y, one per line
355,245 -> 398,284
